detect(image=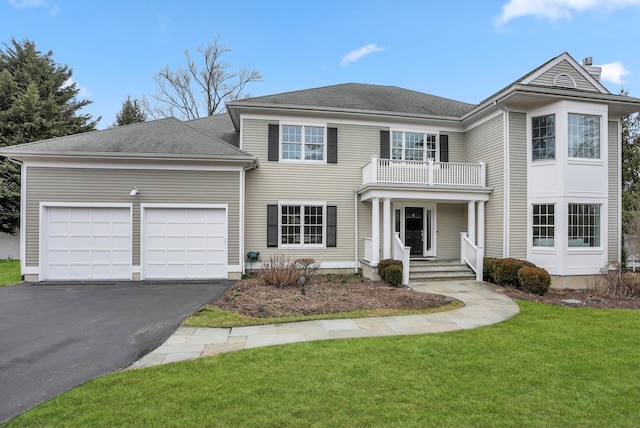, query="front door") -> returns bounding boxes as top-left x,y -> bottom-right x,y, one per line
405,207 -> 424,256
